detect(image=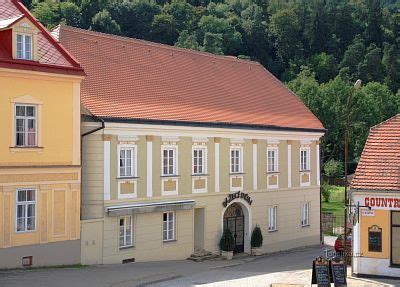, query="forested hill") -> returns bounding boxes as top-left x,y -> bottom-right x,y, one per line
25,0 -> 399,171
